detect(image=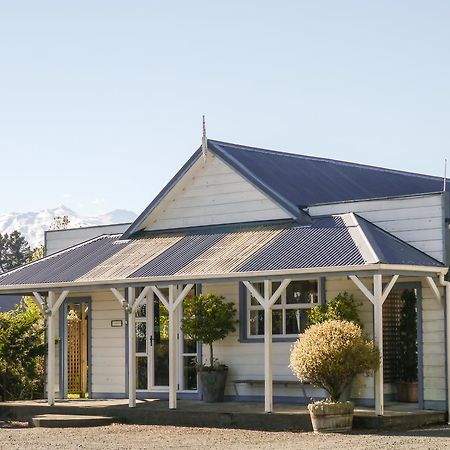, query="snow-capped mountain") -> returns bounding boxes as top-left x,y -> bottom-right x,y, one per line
0,205 -> 137,248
